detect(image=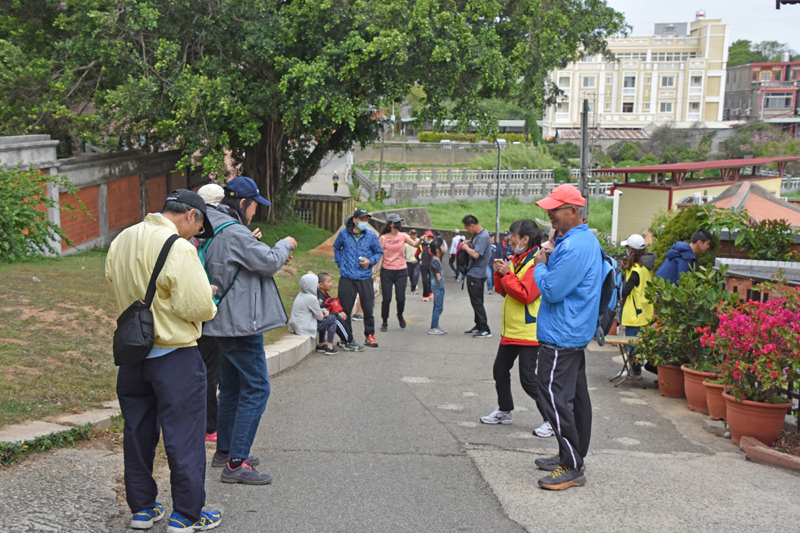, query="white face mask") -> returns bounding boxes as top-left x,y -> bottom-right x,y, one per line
513,237 -> 528,255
